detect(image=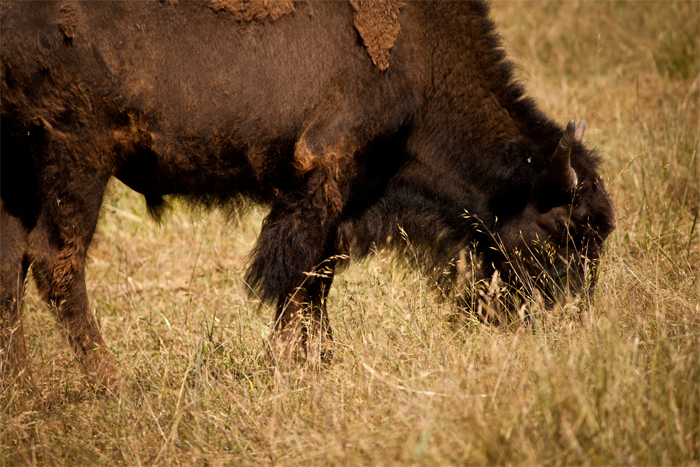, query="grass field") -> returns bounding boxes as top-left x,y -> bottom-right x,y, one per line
2,1 -> 699,465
